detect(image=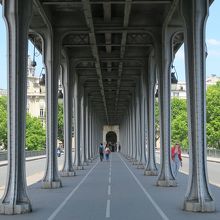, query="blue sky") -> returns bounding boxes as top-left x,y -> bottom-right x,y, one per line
0,2 -> 220,89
